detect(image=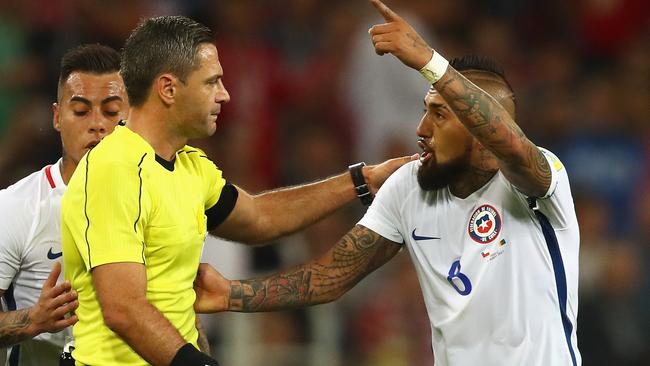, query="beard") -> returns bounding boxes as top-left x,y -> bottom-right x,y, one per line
417,153 -> 468,191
